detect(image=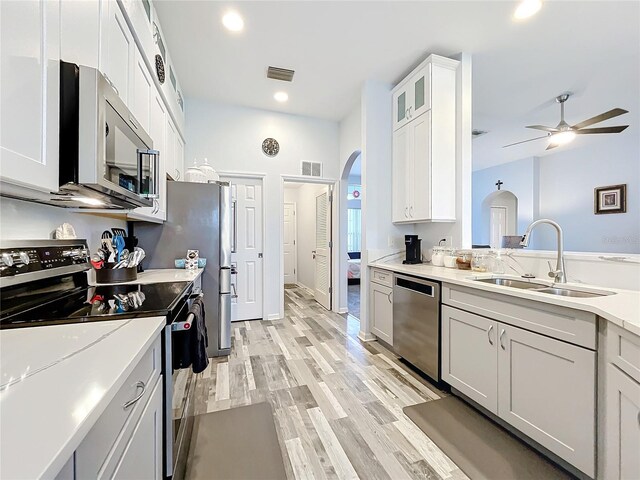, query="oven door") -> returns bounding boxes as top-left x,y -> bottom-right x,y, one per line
164,291 -> 202,479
